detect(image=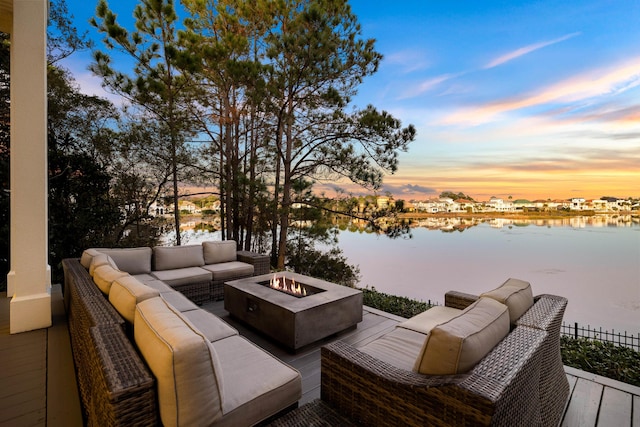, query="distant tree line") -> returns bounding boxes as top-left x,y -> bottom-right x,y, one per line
440,191 -> 475,201
1,0 -> 415,285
